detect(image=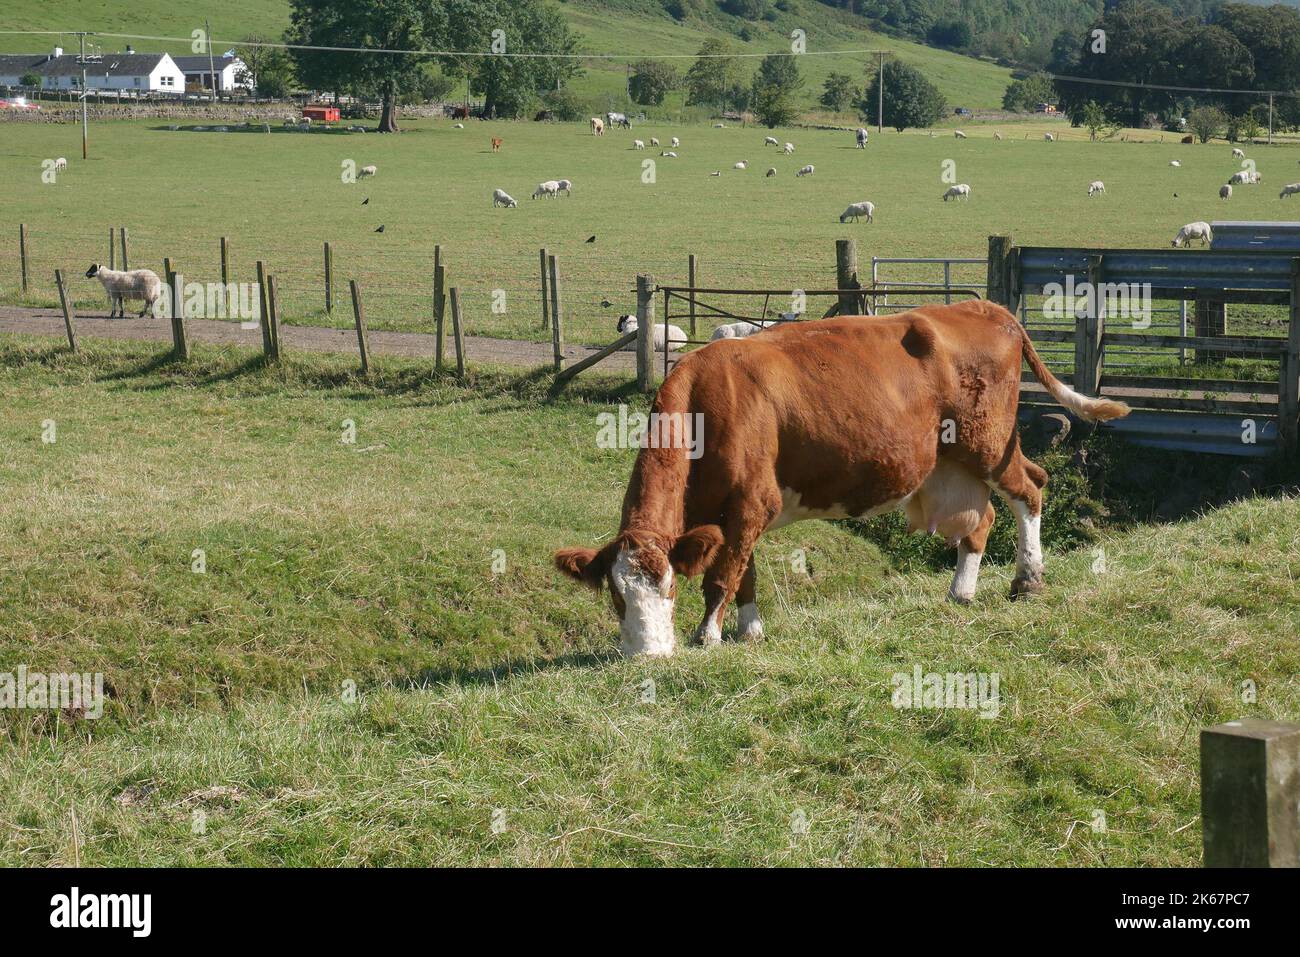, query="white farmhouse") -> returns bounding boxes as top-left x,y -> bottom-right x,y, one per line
0,47 -> 186,94
173,52 -> 252,92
